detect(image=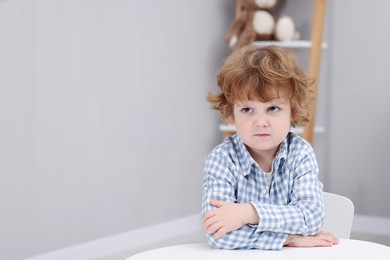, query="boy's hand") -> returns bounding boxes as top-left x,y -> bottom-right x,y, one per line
284,231 -> 339,247
203,200 -> 259,239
